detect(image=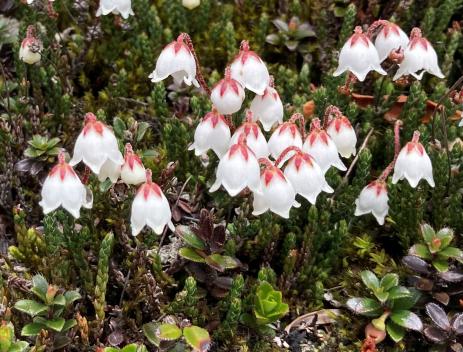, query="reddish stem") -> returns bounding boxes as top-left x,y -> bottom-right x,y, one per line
180,33 -> 211,96
240,40 -> 250,51
125,143 -> 133,154
81,166 -> 91,185
288,113 -> 306,139
145,169 -> 153,184
366,19 -> 388,39
378,120 -> 402,181
323,105 -> 343,128
360,336 -> 377,352
26,25 -> 36,39
224,66 -> 231,80
274,146 -> 304,167
258,157 -> 274,169
410,27 -> 422,40
269,75 -> 275,88
245,110 -> 254,123
58,151 -> 66,164
338,72 -> 358,96
309,117 -> 322,132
